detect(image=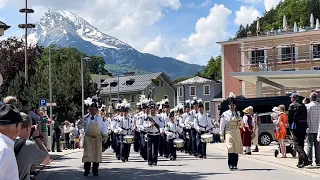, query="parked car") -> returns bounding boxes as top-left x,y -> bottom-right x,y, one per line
257,112 -> 274,146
